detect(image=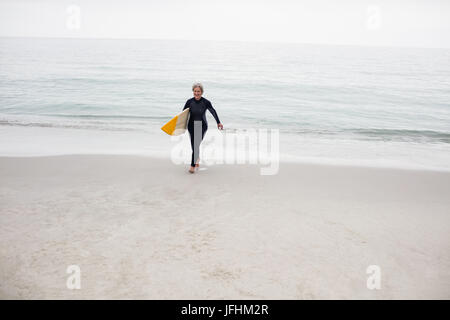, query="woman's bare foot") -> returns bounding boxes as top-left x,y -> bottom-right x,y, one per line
189,166 -> 195,174
195,158 -> 200,169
